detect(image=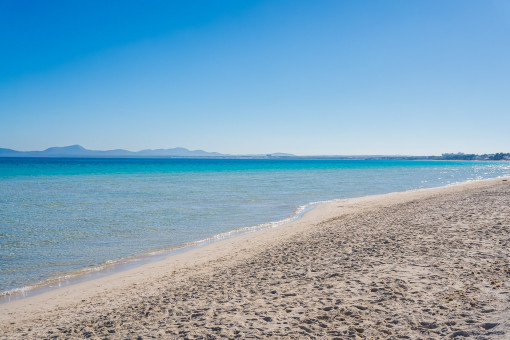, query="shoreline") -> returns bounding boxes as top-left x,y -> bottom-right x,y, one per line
0,177 -> 496,303
0,198 -> 322,303
1,177 -> 509,338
